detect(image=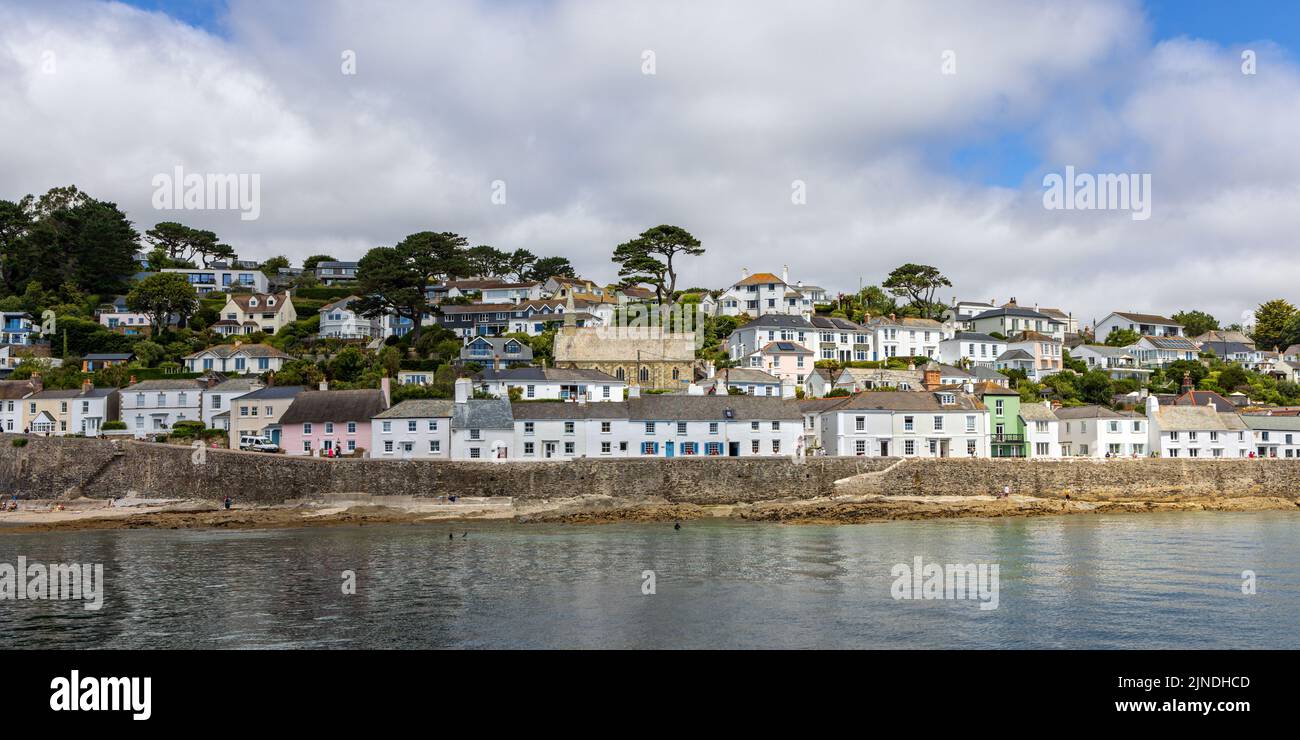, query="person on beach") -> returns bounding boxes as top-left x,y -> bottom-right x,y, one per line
223,495 -> 232,510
